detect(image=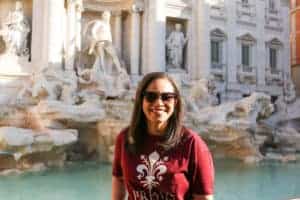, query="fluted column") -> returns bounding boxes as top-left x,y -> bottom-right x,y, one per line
225,0 -> 238,84
130,6 -> 142,75
47,0 -> 65,68
256,0 -> 266,87
146,0 -> 166,72
31,0 -> 65,69
31,0 -> 47,68
192,0 -> 210,79
65,0 -> 82,71
113,11 -> 122,57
